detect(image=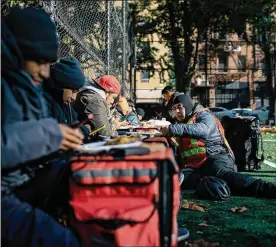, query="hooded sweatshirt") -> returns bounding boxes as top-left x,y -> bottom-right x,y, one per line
74,82 -> 116,136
